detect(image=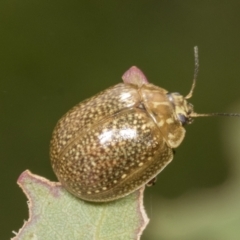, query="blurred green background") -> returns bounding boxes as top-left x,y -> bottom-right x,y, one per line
1,1 -> 240,239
